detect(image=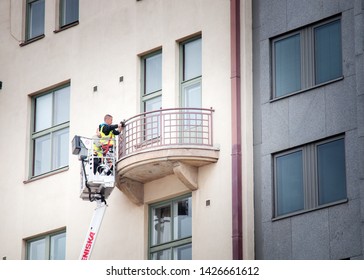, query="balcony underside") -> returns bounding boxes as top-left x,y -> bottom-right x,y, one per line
116,146 -> 219,205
